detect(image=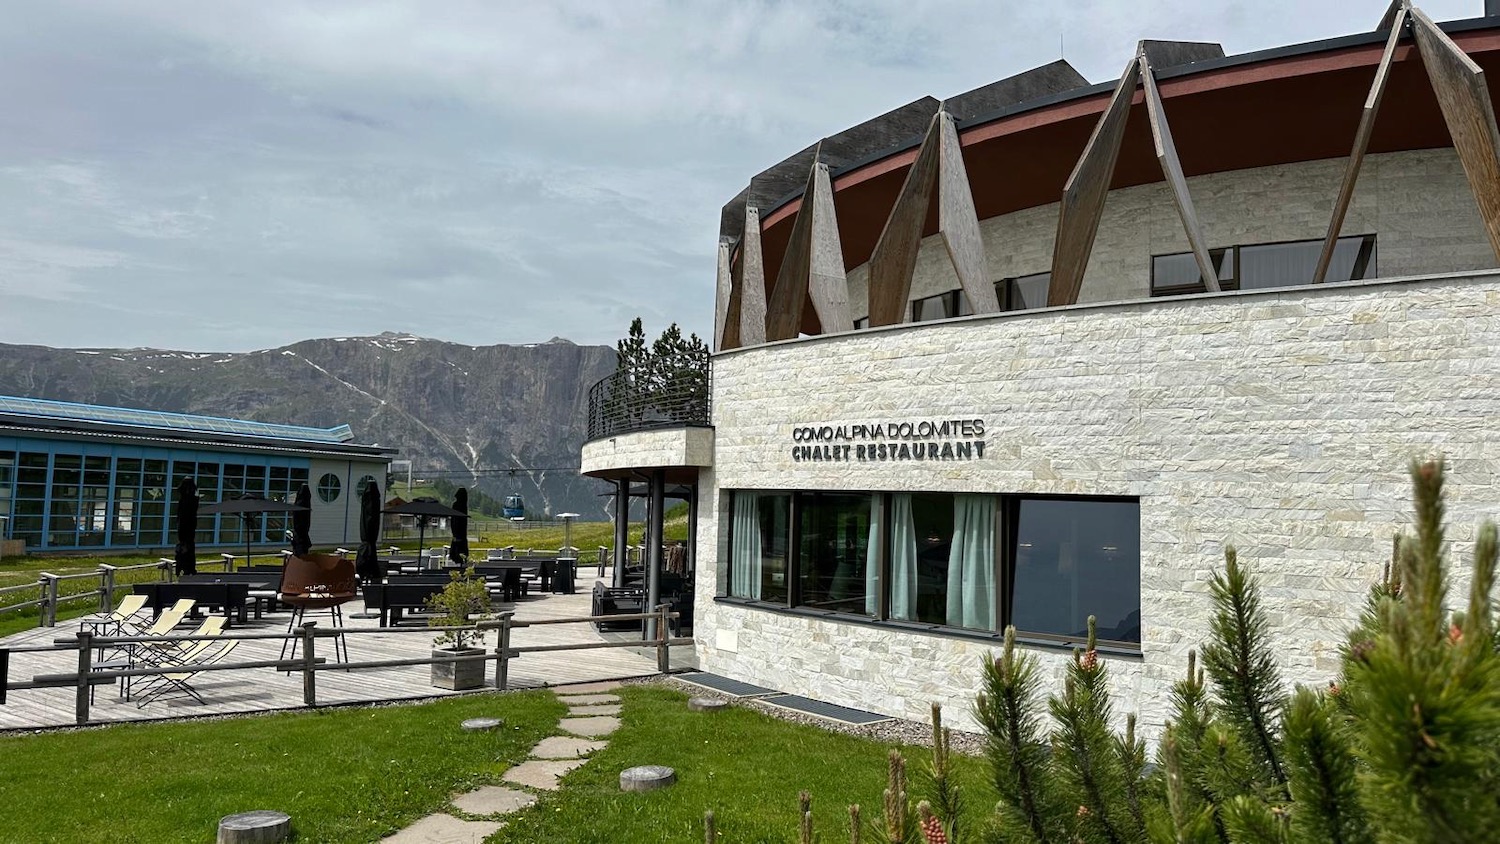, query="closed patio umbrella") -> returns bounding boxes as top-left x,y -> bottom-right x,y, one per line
291,484 -> 313,556
201,496 -> 309,568
173,477 -> 199,576
356,481 -> 382,580
449,488 -> 470,566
